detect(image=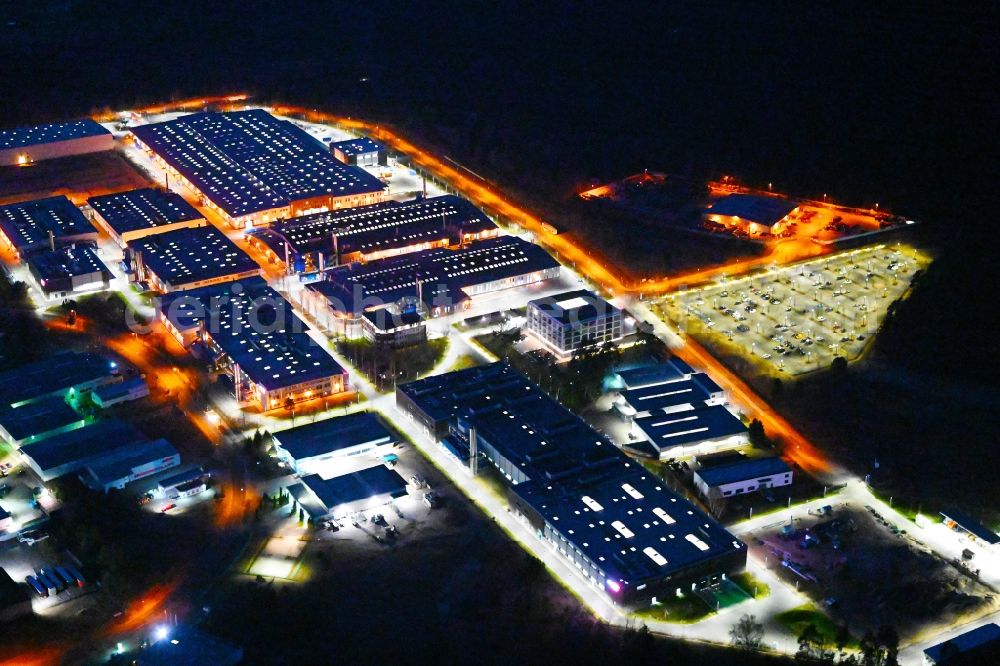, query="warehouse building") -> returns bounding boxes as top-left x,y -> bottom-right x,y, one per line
91,377 -> 149,409
0,568 -> 32,623
272,411 -> 395,474
704,194 -> 800,237
88,188 -> 205,248
613,372 -> 726,420
331,137 -> 387,167
305,235 -> 560,324
80,438 -> 180,493
0,196 -> 97,258
137,626 -> 244,666
632,406 -> 749,459
130,110 -> 386,228
526,289 -> 622,354
607,358 -> 696,391
159,278 -> 348,411
0,118 -> 113,166
940,509 -> 1000,550
18,418 -> 159,482
693,455 -> 793,500
286,465 -> 408,522
24,244 -> 112,298
126,225 -> 260,292
397,362 -> 746,606
0,352 -> 119,409
0,395 -> 87,446
248,195 -> 498,273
